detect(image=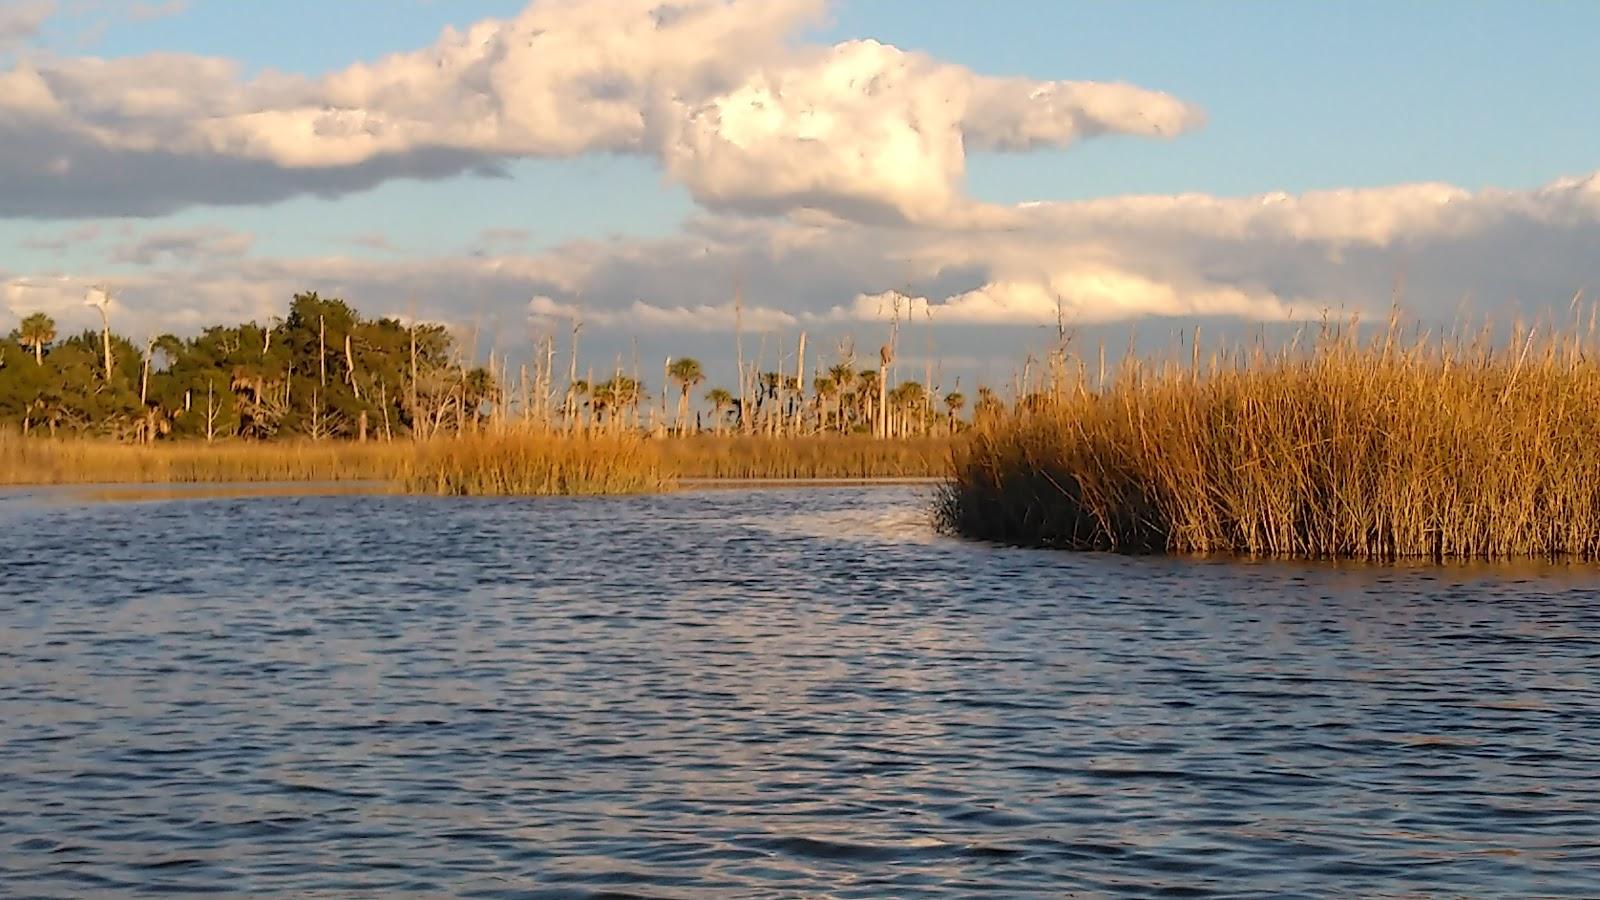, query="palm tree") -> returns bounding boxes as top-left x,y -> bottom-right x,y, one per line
943,391 -> 966,433
613,375 -> 643,423
705,387 -> 733,435
856,369 -> 880,435
667,357 -> 705,433
15,312 -> 55,365
975,386 -> 1004,425
568,379 -> 591,432
589,380 -> 614,429
812,376 -> 836,434
888,381 -> 926,438
827,362 -> 855,391
825,363 -> 855,433
754,371 -> 782,432
594,375 -> 643,432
